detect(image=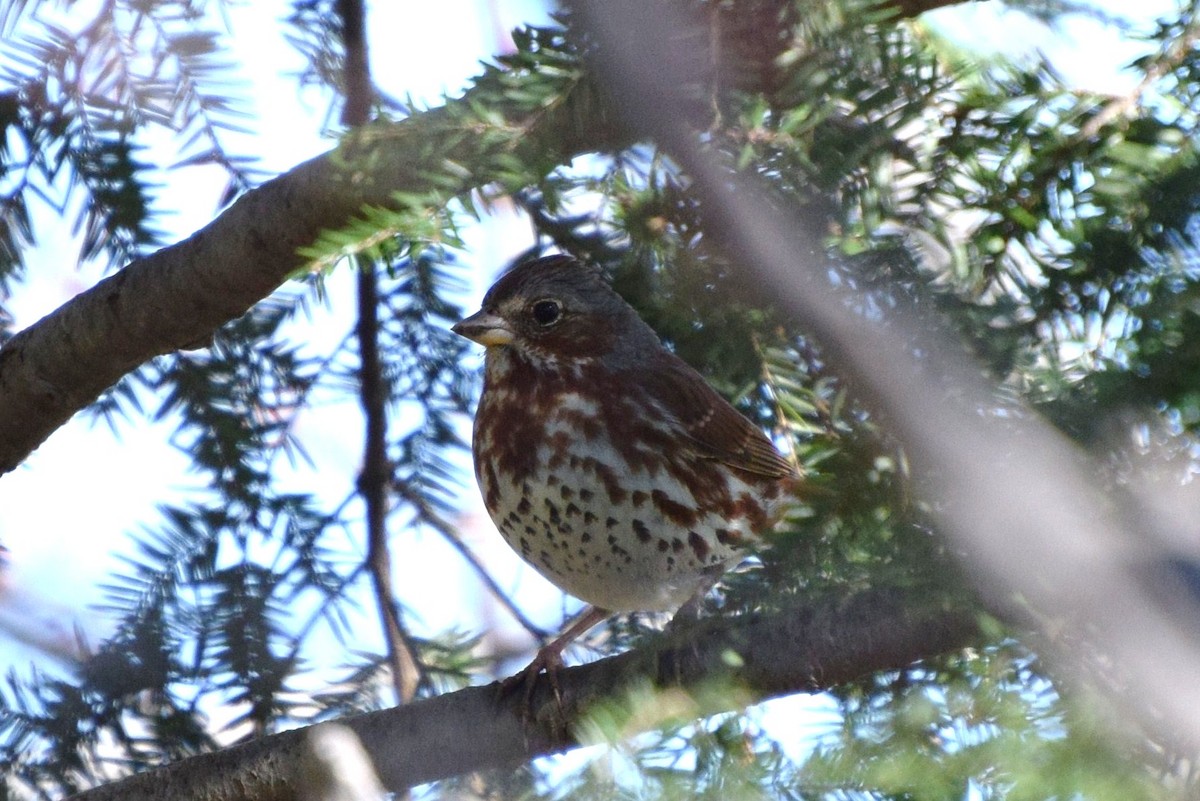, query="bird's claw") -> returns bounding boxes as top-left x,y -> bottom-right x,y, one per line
498,645 -> 570,738
500,647 -> 562,704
